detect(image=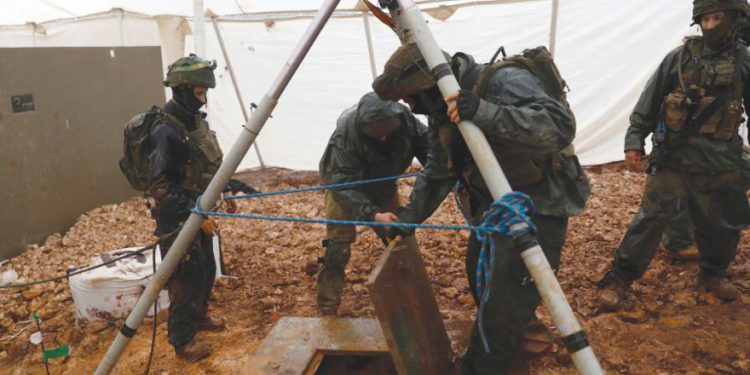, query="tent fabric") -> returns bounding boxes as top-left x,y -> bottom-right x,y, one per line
0,0 -> 701,170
